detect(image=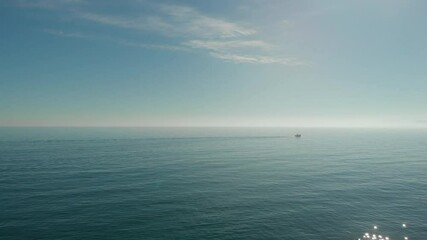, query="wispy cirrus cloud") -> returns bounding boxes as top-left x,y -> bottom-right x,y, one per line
17,0 -> 302,65
78,4 -> 256,39
78,13 -> 170,33
158,4 -> 256,38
